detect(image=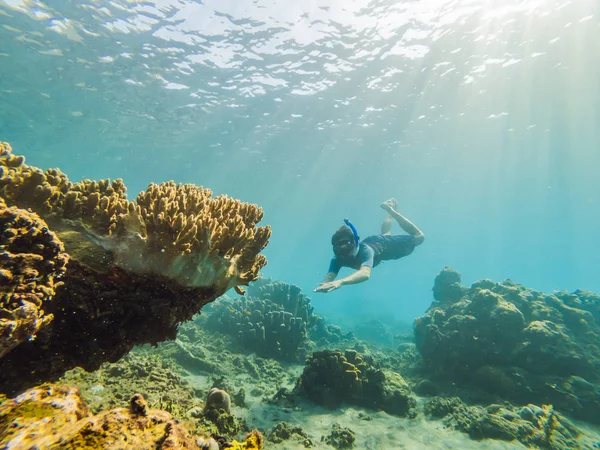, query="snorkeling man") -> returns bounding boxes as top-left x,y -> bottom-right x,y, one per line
314,198 -> 424,293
